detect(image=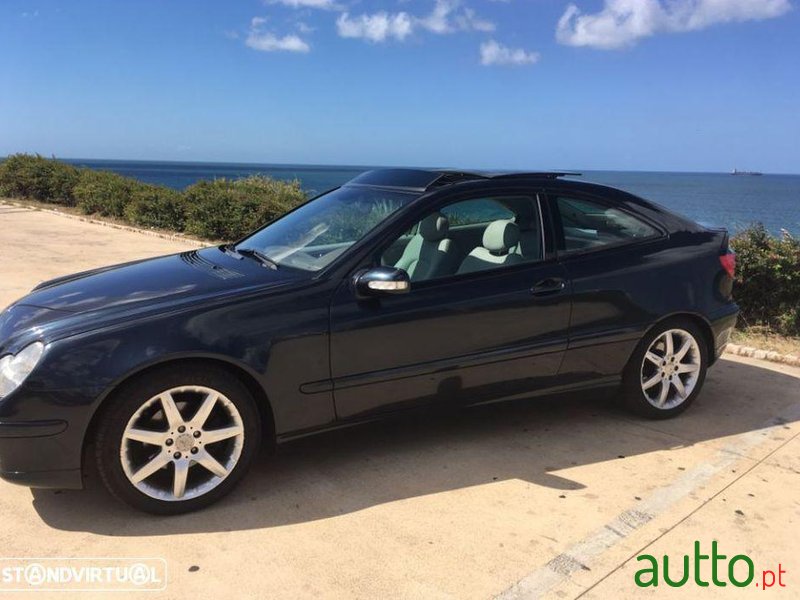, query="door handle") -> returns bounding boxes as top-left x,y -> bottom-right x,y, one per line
531,277 -> 566,297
